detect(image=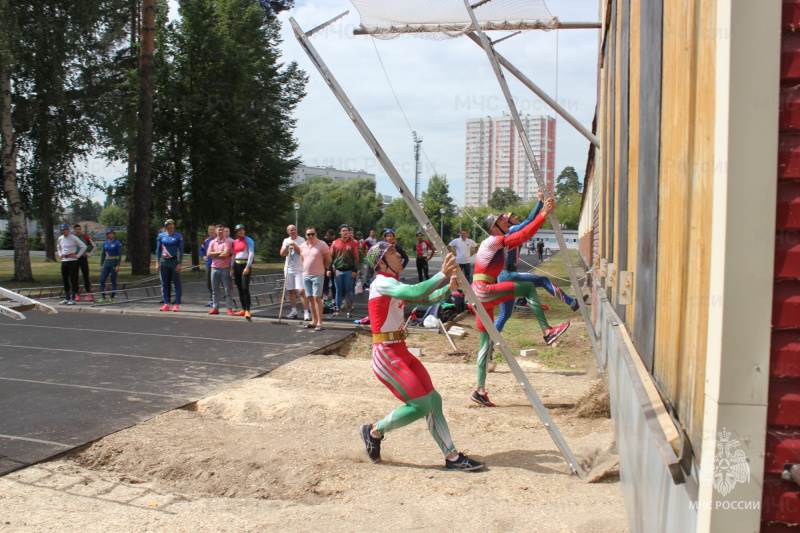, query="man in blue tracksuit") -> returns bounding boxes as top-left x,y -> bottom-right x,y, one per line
156,218 -> 184,311
98,229 -> 123,303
